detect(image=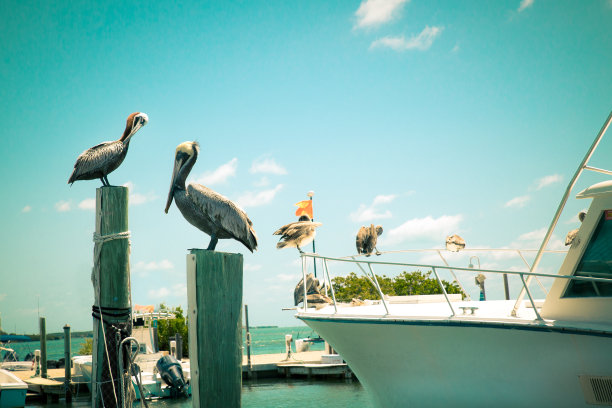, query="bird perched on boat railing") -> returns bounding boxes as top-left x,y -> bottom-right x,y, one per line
164,141 -> 258,252
273,214 -> 322,254
445,234 -> 466,252
565,210 -> 587,246
293,273 -> 332,306
356,224 -> 383,256
68,112 -> 148,186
